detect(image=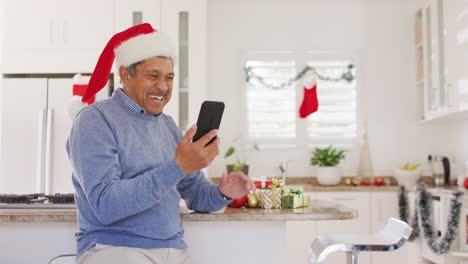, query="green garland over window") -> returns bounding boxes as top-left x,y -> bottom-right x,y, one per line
245,64 -> 355,90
